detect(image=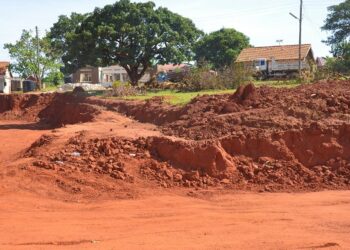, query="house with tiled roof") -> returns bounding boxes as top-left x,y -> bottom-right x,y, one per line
0,61 -> 12,94
236,44 -> 316,78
